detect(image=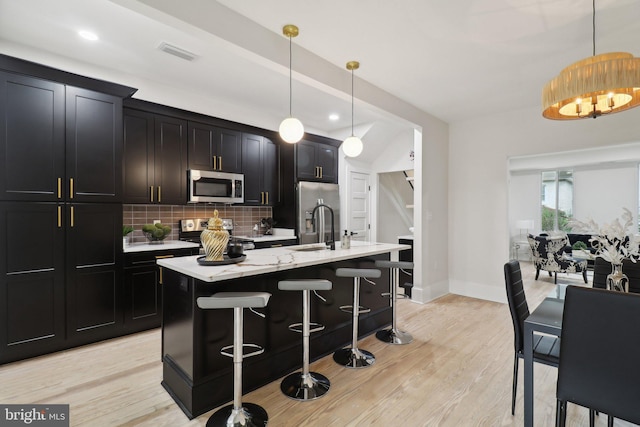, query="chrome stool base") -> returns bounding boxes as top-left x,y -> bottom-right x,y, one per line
280,371 -> 330,401
333,347 -> 375,368
206,402 -> 268,427
376,328 -> 413,345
